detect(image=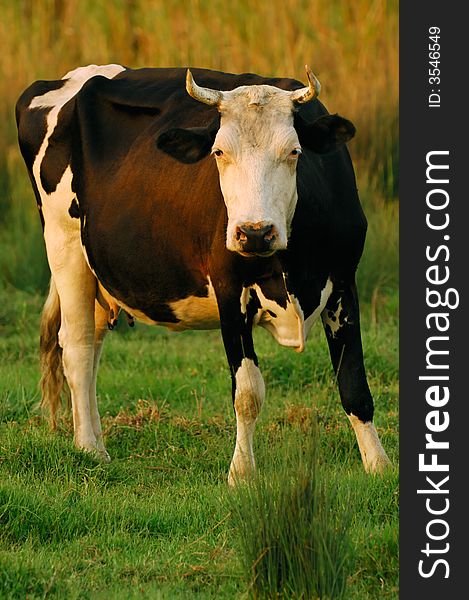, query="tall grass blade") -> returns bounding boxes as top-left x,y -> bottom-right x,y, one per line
230,427 -> 351,599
